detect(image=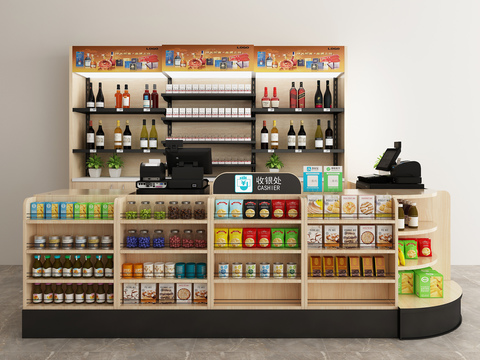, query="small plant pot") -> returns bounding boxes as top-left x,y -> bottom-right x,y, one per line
88,168 -> 102,178
109,168 -> 122,178
269,168 -> 280,173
